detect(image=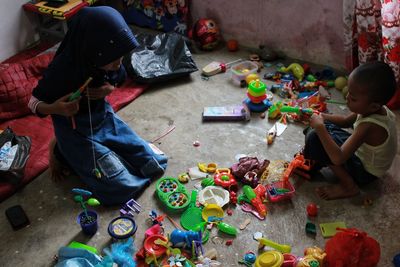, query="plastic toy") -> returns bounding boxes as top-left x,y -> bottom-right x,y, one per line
216,221 -> 238,236
120,198 -> 142,217
192,18 -> 220,51
283,253 -> 298,267
201,59 -> 242,77
153,238 -> 181,256
68,241 -> 98,254
242,170 -> 260,187
227,39 -> 239,52
319,221 -> 346,237
213,168 -> 238,191
68,77 -> 93,101
180,191 -> 205,232
305,221 -> 317,236
198,186 -> 230,207
301,247 -> 326,266
201,177 -> 215,188
296,256 -> 320,267
265,180 -> 295,202
230,60 -> 259,85
239,251 -> 257,266
108,216 -> 137,240
201,203 -> 224,222
257,237 -> 292,253
241,203 -> 265,220
156,177 -> 190,212
170,229 -> 202,248
244,80 -> 272,113
178,172 -> 190,183
72,188 -> 100,236
306,203 -> 318,217
246,73 -> 260,85
255,251 -> 284,267
282,153 -> 313,182
240,185 -> 267,218
334,76 -> 347,91
198,162 -> 217,173
268,101 -> 316,120
279,63 -> 305,81
265,153 -> 311,202
143,234 -> 168,258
